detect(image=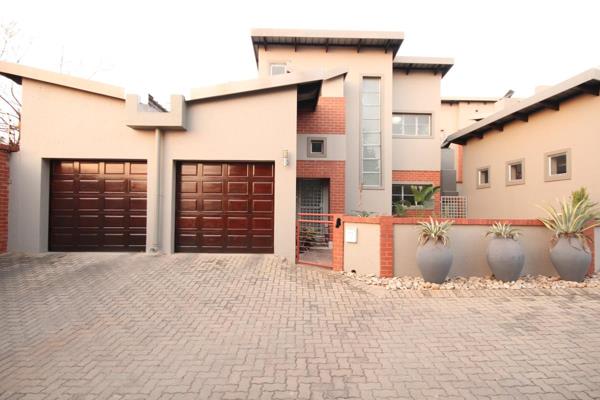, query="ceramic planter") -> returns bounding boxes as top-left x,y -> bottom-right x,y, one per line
416,241 -> 453,284
549,236 -> 591,282
486,238 -> 525,282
